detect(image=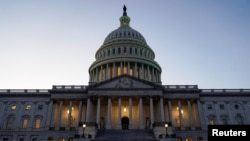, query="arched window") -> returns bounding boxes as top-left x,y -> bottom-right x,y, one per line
6,115 -> 15,129
197,136 -> 203,141
236,114 -> 244,125
34,117 -> 42,128
22,116 -> 29,128
207,115 -> 216,125
186,136 -> 192,141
